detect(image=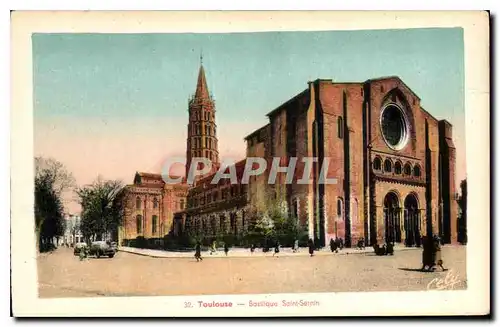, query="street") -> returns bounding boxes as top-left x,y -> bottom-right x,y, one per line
37,246 -> 467,298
